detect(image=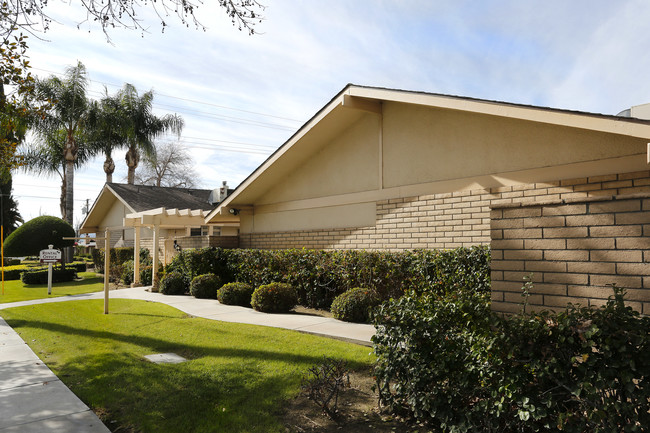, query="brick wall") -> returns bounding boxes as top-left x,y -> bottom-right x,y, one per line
241,171 -> 650,251
141,235 -> 239,264
491,194 -> 650,315
173,235 -> 239,250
